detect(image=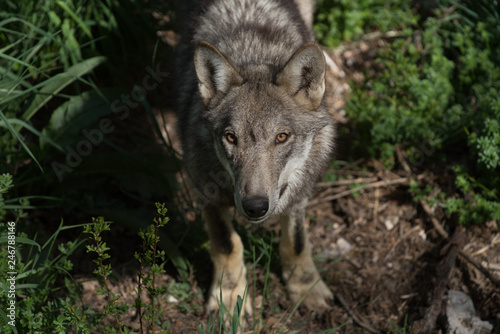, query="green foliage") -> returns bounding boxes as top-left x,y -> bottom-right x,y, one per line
1,0 -> 179,241
0,212 -> 86,332
0,200 -> 176,333
347,19 -> 456,150
445,166 -> 500,224
80,205 -> 173,333
314,0 -> 416,48
1,0 -> 155,72
0,174 -> 14,221
84,217 -> 127,333
346,0 -> 500,224
134,202 -> 169,333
